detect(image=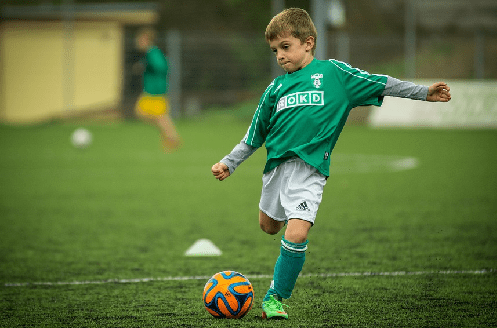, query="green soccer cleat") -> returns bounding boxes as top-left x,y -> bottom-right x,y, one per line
262,295 -> 289,319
